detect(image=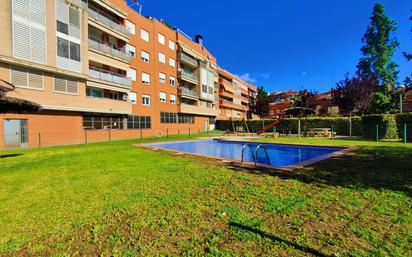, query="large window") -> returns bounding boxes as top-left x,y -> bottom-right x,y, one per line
69,42 -> 81,62
160,112 -> 194,124
10,65 -> 43,90
83,116 -> 125,130
69,7 -> 80,27
127,116 -> 151,129
57,37 -> 69,58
